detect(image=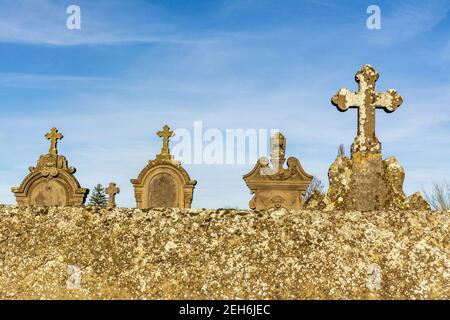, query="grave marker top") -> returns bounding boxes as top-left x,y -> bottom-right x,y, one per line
131,125 -> 196,209
45,127 -> 63,156
12,128 -> 88,207
105,182 -> 120,208
156,125 -> 175,160
331,64 -> 403,155
243,132 -> 313,210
